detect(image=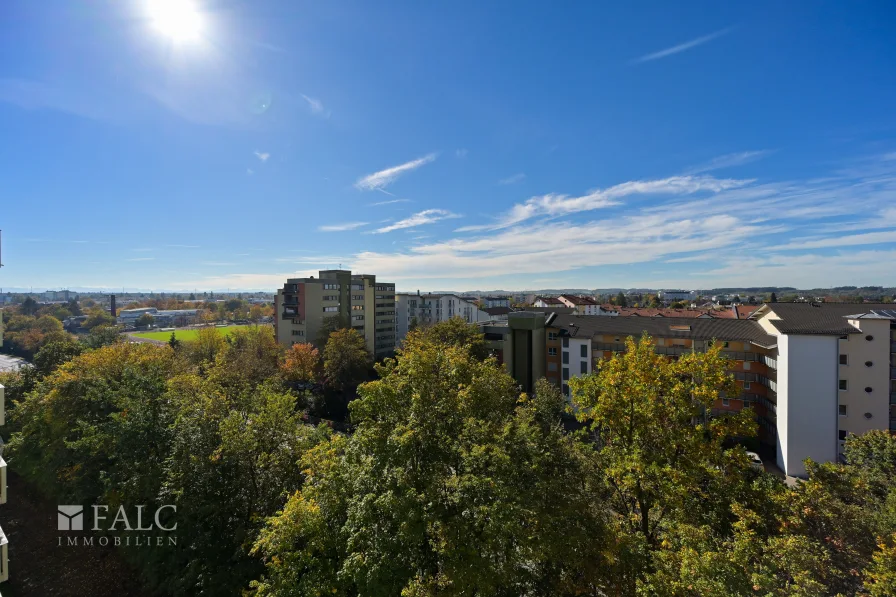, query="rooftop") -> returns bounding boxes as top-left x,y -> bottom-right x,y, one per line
754,303 -> 896,335
550,313 -> 778,348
